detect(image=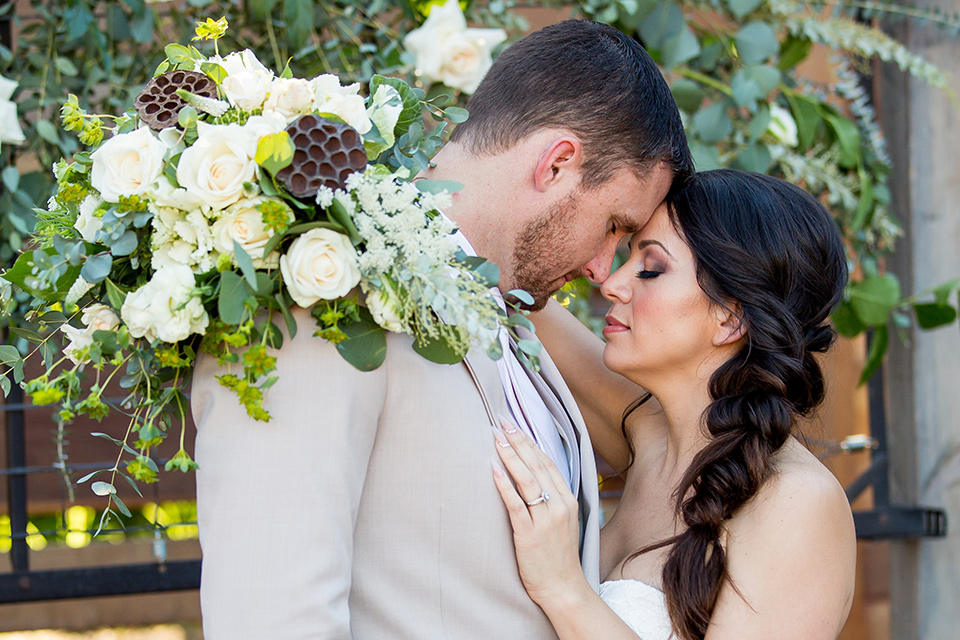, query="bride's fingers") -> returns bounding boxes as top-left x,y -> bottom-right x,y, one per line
500,422 -> 562,495
501,422 -> 579,513
493,428 -> 546,505
491,460 -> 534,533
